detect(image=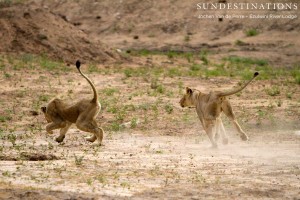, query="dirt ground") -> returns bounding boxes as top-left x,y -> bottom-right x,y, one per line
0,1 -> 300,199
0,131 -> 299,200
0,54 -> 299,199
